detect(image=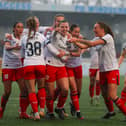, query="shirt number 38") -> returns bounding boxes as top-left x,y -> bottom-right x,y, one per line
26,41 -> 41,56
